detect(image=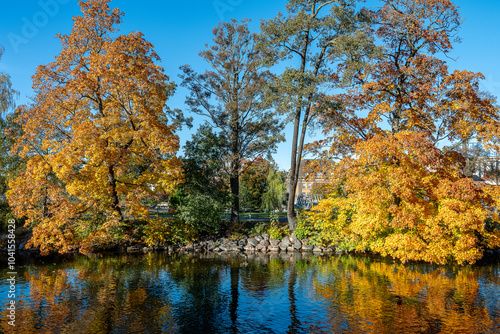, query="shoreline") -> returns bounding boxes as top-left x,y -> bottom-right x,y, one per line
3,231 -> 500,266
0,231 -> 342,257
